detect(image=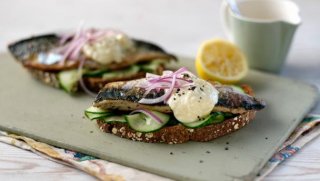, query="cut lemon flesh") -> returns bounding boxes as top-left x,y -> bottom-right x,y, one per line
195,39 -> 248,84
